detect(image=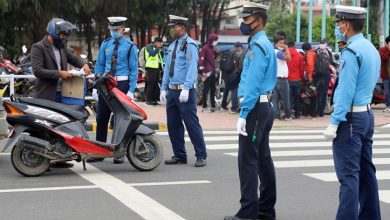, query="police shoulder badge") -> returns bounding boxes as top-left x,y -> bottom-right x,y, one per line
186,52 -> 192,60
248,49 -> 254,60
